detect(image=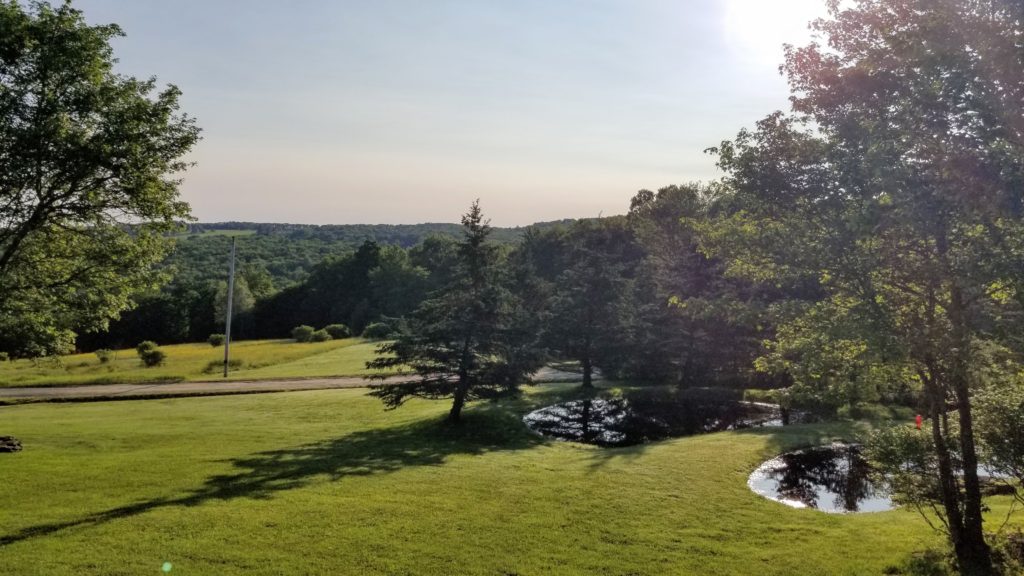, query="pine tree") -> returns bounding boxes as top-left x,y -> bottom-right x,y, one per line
367,201 -> 536,423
